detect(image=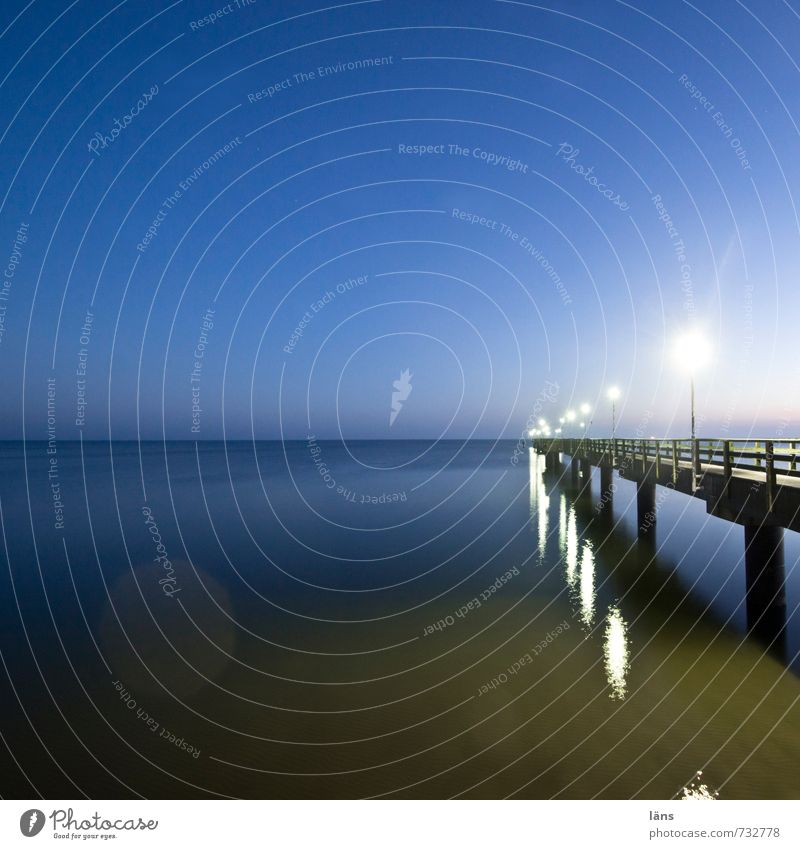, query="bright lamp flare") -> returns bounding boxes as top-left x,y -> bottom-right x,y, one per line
607,386 -> 621,401
580,402 -> 591,415
673,330 -> 712,372
565,410 -> 576,422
